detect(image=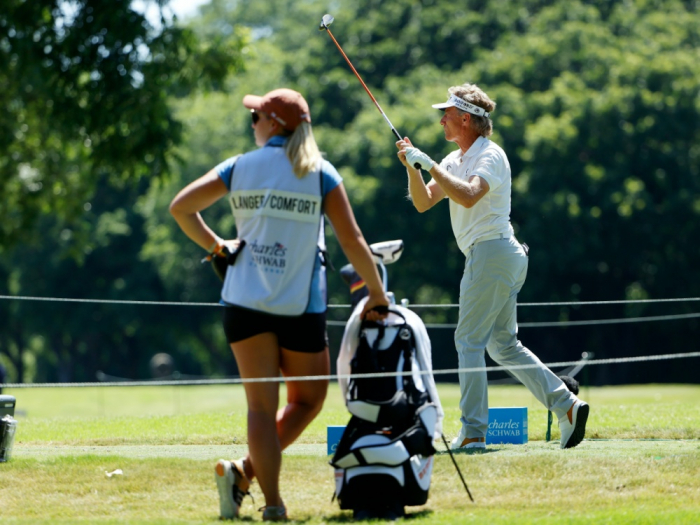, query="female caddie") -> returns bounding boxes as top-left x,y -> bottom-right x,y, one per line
170,88 -> 389,521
